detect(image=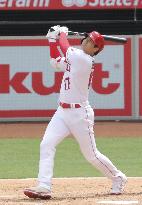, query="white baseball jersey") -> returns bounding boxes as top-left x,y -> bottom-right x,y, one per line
59,47 -> 94,103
